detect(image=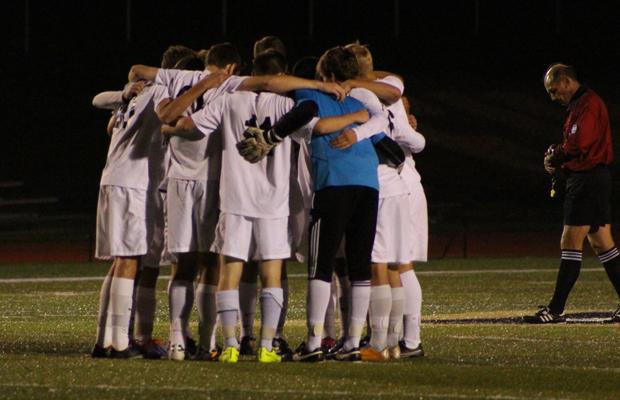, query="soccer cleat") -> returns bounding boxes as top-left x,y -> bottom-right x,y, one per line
523,306 -> 566,324
272,337 -> 293,361
609,304 -> 620,323
388,345 -> 401,360
292,342 -> 324,362
184,336 -> 198,358
399,341 -> 425,359
138,338 -> 167,359
334,347 -> 361,362
360,346 -> 389,362
193,345 -> 222,361
257,347 -> 282,363
219,346 -> 240,363
240,335 -> 257,356
168,343 -> 186,361
109,346 -> 142,359
91,344 -> 110,358
324,337 -> 345,360
320,336 -> 337,353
